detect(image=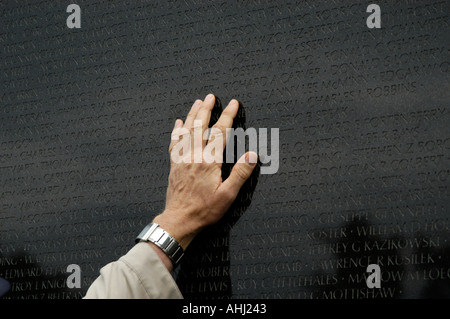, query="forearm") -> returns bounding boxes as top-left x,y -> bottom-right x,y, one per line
85,242 -> 182,299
